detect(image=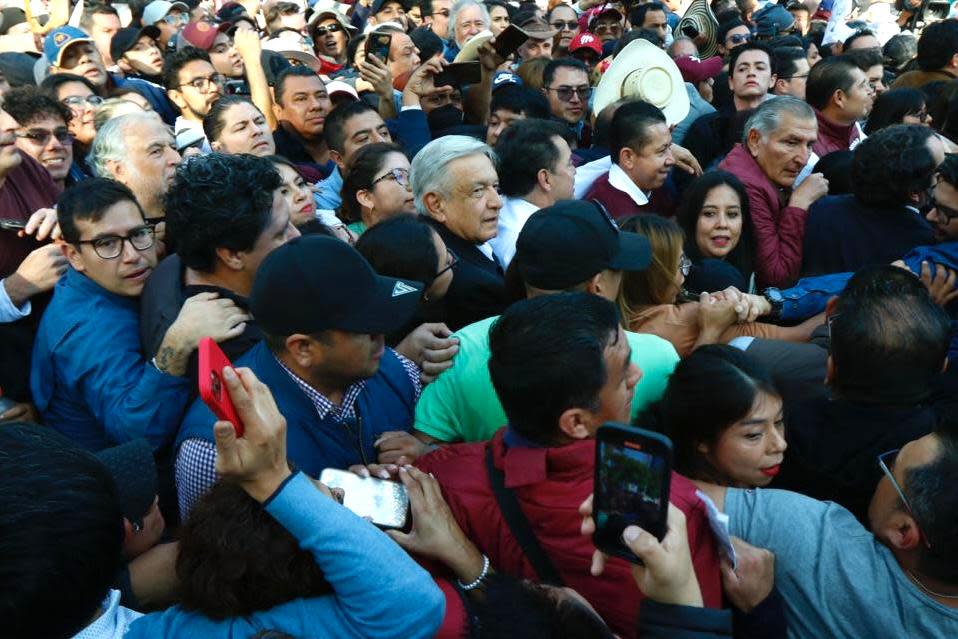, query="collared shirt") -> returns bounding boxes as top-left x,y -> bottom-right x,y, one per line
489,196 -> 539,270
176,351 -> 422,516
607,162 -> 650,207
71,590 -> 142,639
0,278 -> 30,323
174,116 -> 211,154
